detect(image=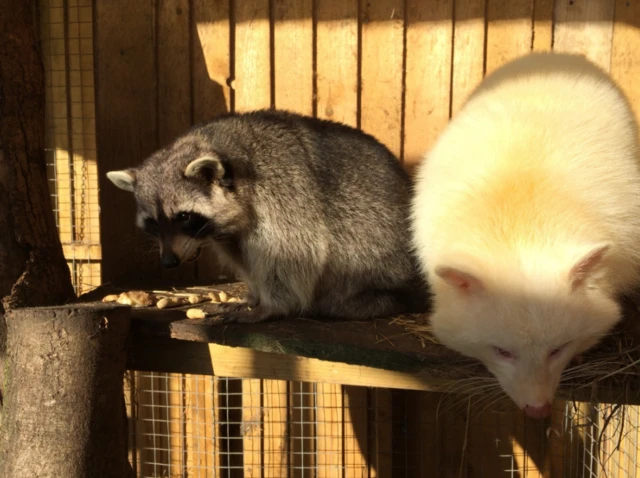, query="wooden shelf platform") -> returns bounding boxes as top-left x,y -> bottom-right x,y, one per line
80,282 -> 640,406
